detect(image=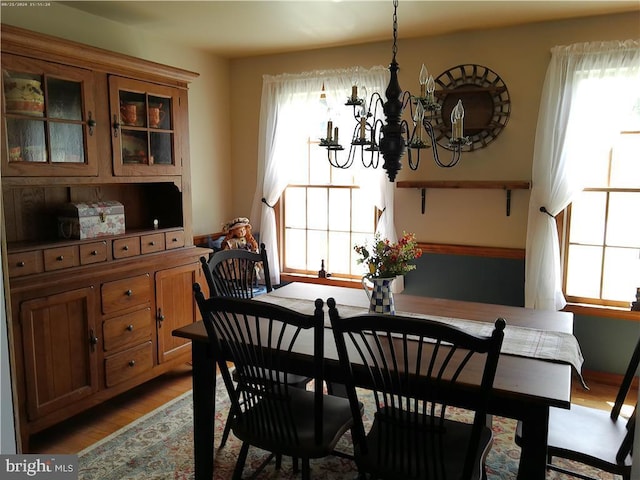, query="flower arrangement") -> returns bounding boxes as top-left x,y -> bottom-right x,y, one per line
354,232 -> 422,278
